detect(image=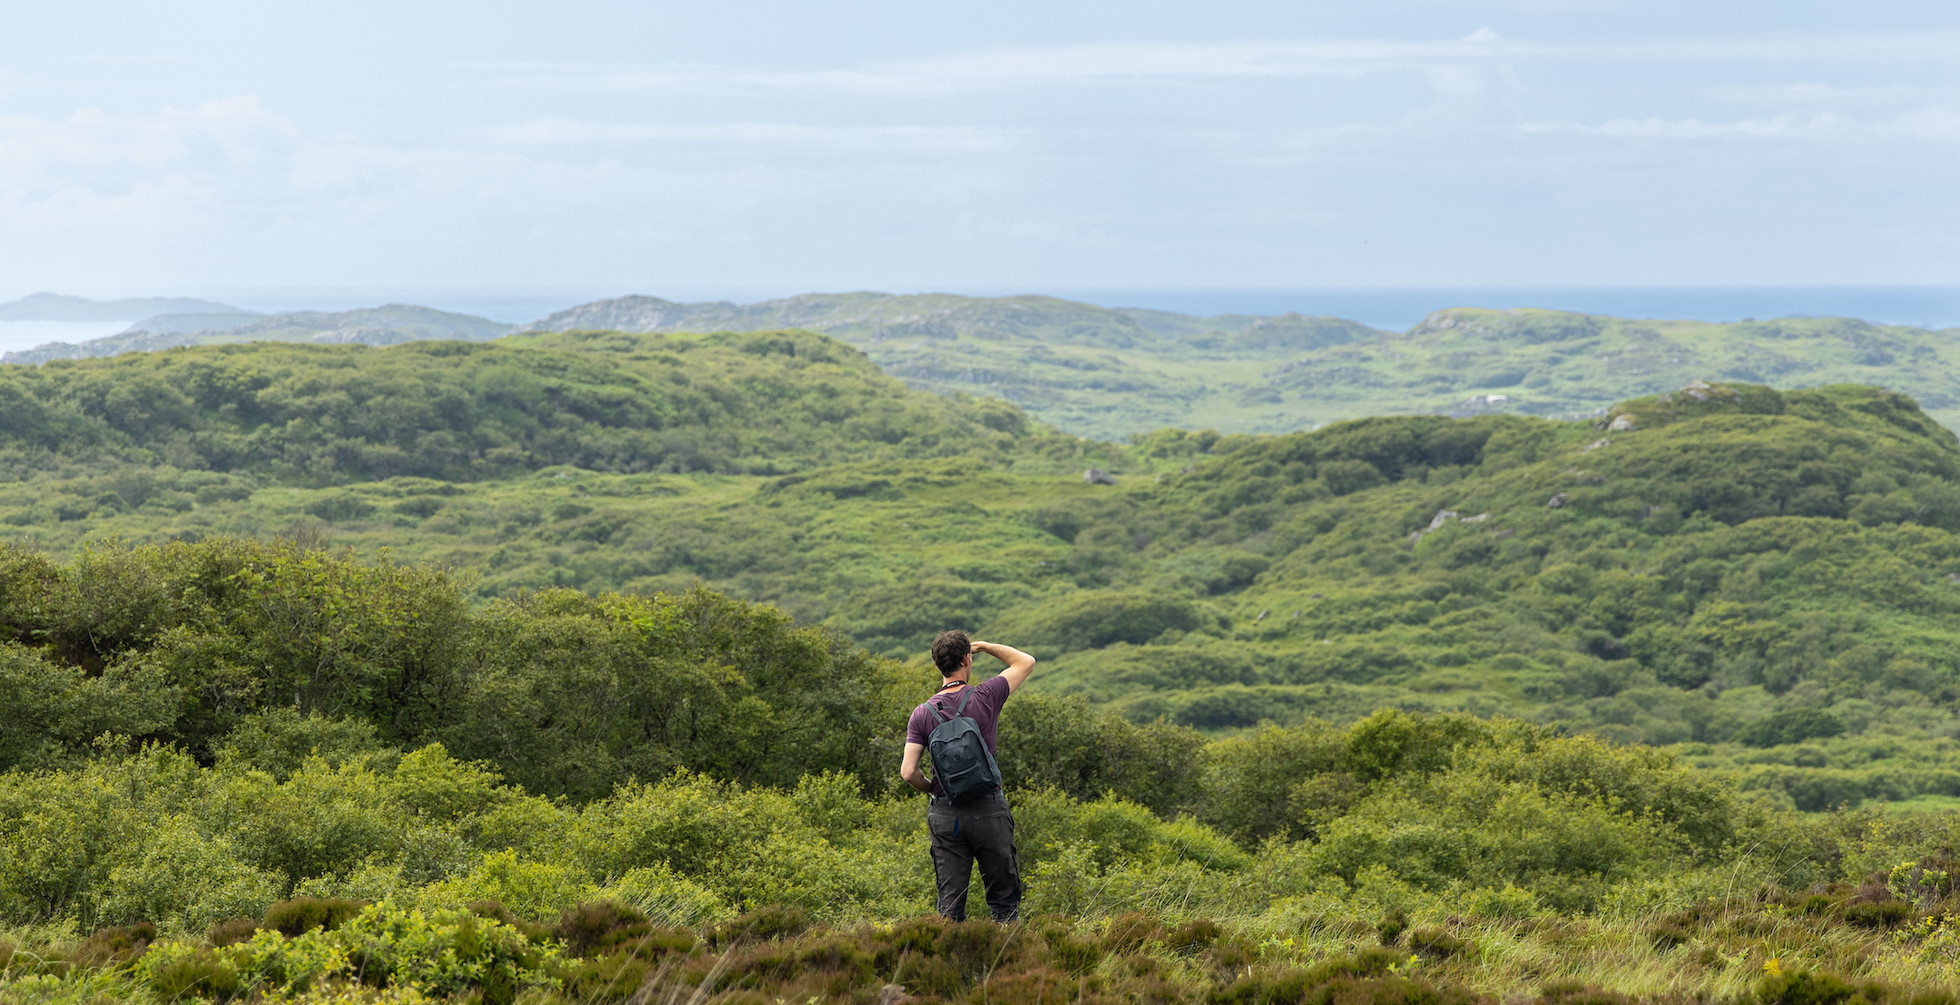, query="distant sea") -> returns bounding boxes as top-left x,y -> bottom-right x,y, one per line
0,321 -> 132,355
